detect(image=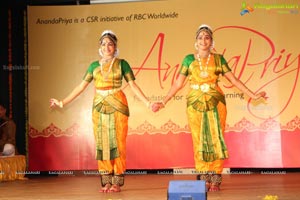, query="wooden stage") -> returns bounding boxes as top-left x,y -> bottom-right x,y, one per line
1,171 -> 300,200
